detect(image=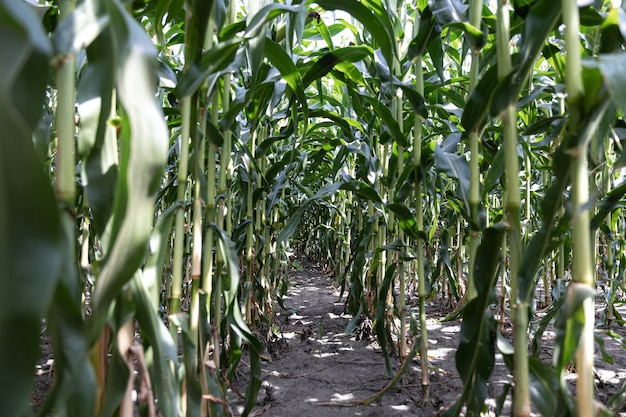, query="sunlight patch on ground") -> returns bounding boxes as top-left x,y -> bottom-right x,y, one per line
320,339 -> 343,346
331,392 -> 354,401
390,404 -> 411,411
441,325 -> 461,333
311,351 -> 339,358
428,346 -> 456,359
427,321 -> 442,330
596,369 -> 625,384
